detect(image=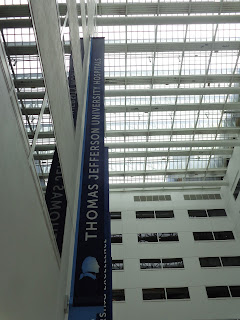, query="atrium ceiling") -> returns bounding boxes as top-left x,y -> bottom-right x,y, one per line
1,0 -> 240,192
